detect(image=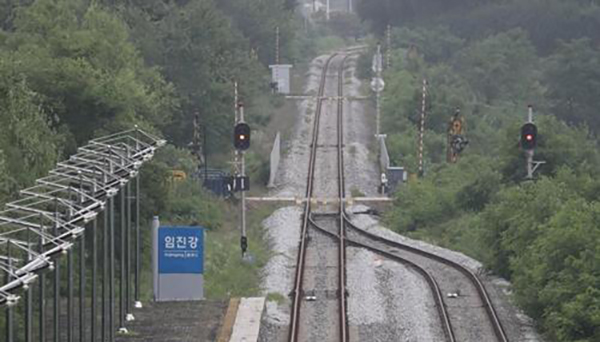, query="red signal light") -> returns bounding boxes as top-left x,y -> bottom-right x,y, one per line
520,123 -> 537,150
233,122 -> 251,150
